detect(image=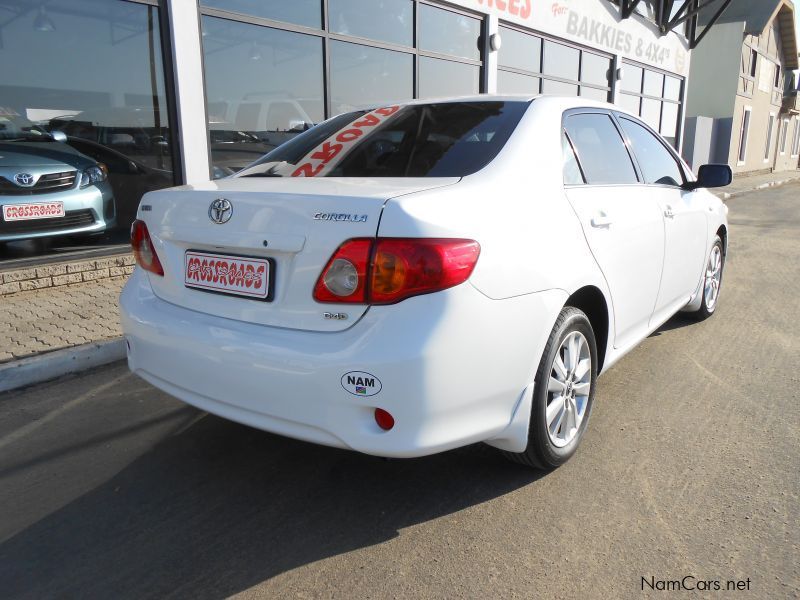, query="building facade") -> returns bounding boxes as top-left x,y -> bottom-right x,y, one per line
1,0 -> 692,262
684,0 -> 799,174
